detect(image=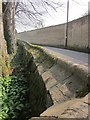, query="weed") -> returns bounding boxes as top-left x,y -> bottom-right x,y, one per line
0,75 -> 31,120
